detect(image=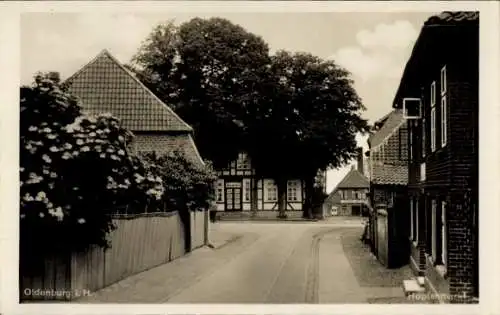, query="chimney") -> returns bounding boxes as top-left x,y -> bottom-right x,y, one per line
356,147 -> 364,174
